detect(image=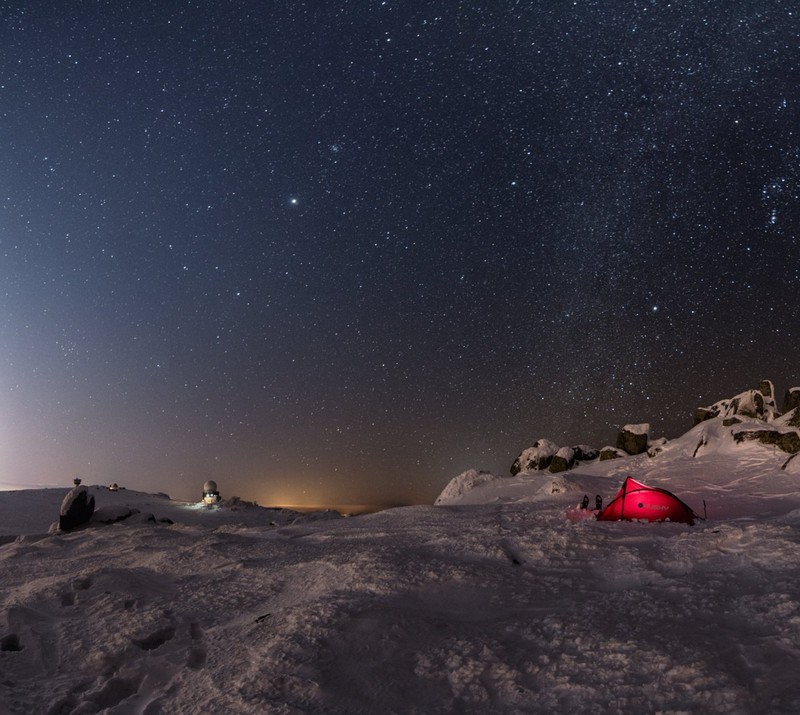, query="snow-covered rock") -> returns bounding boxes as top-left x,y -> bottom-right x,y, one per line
782,386 -> 800,415
58,486 -> 95,531
510,439 -> 559,474
435,469 -> 503,505
572,444 -> 599,461
616,423 -> 649,455
695,386 -> 776,425
548,446 -> 575,473
91,505 -> 139,524
732,427 -> 800,454
599,445 -> 623,460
